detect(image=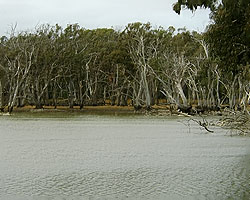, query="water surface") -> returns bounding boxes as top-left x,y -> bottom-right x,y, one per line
0,112 -> 249,199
